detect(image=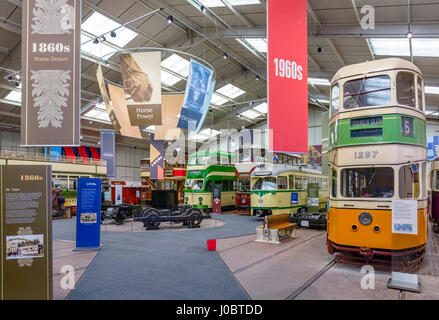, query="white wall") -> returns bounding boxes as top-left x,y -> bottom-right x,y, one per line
426,121 -> 439,137
0,130 -> 42,153
115,145 -> 147,181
